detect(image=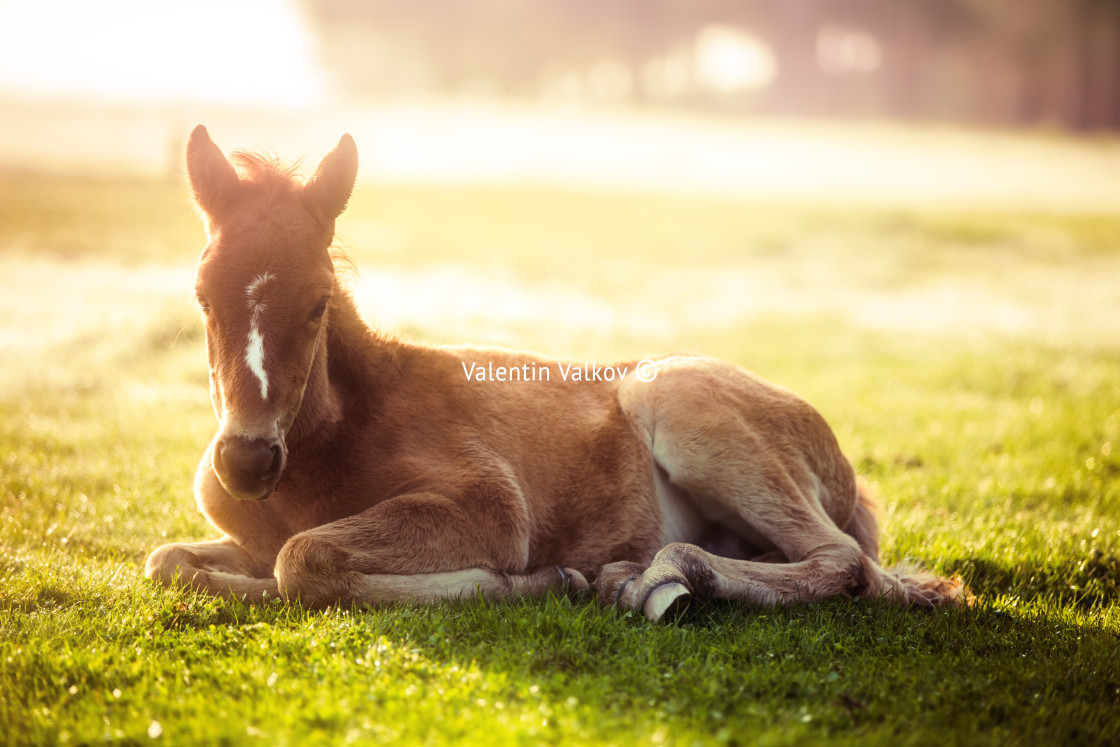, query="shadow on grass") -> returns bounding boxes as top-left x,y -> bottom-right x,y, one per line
948,551 -> 1120,610
12,568 -> 1117,744
1,585 -> 80,615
